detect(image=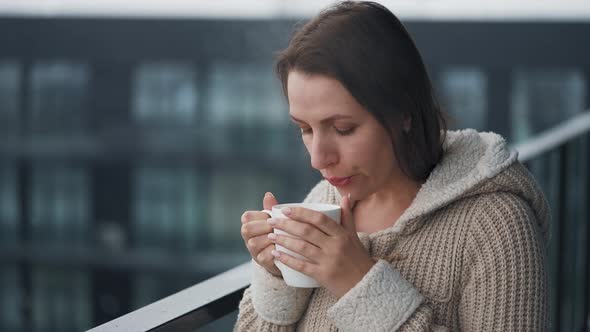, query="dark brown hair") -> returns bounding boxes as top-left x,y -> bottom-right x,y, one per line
276,1 -> 447,182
